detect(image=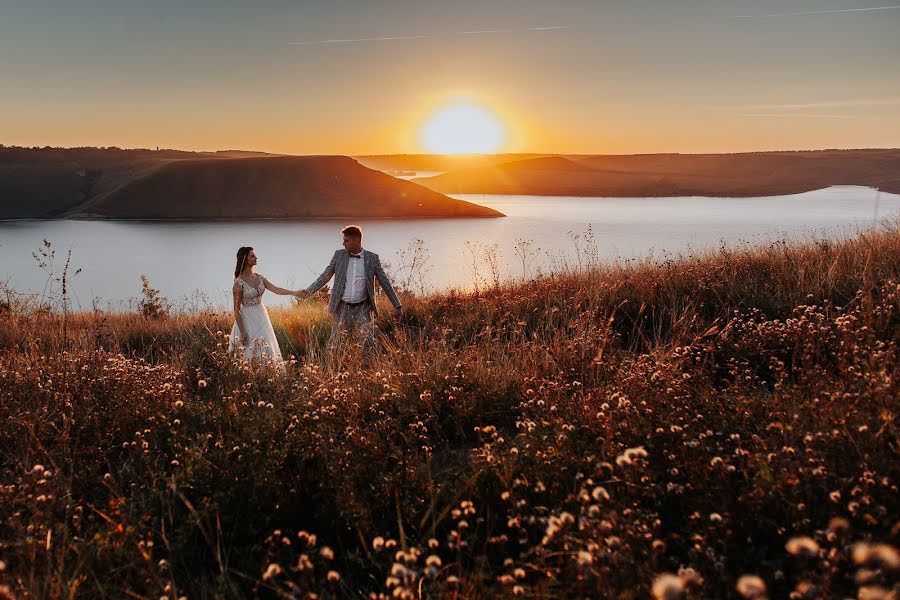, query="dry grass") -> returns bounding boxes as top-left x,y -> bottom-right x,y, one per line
1,225 -> 899,599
